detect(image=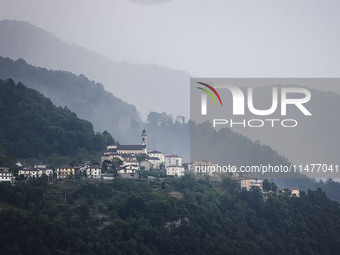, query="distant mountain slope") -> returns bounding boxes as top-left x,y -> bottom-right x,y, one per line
0,79 -> 115,160
228,85 -> 340,169
0,19 -> 190,119
0,56 -> 142,144
190,121 -> 340,202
